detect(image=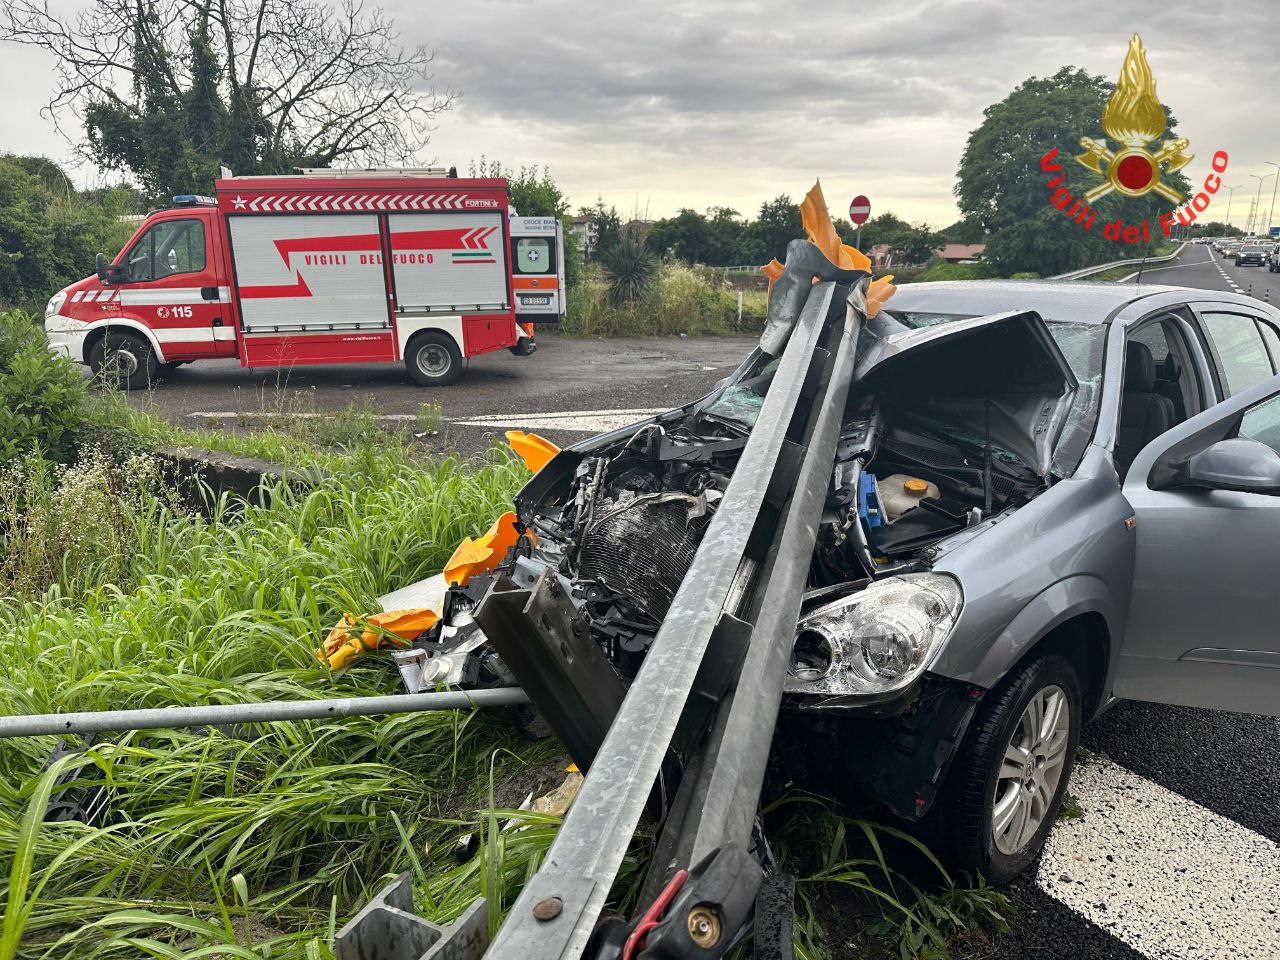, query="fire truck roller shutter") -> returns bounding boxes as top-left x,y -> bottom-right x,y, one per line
386,213 -> 508,314
228,213 -> 391,335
